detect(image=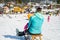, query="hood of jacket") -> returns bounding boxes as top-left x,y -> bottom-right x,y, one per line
34,12 -> 44,20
